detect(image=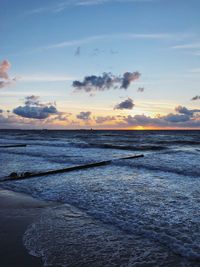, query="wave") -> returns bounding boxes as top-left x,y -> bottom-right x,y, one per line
115,161 -> 200,178
92,144 -> 168,151
157,140 -> 200,146
23,205 -> 195,267
114,151 -> 200,177
2,162 -> 200,264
